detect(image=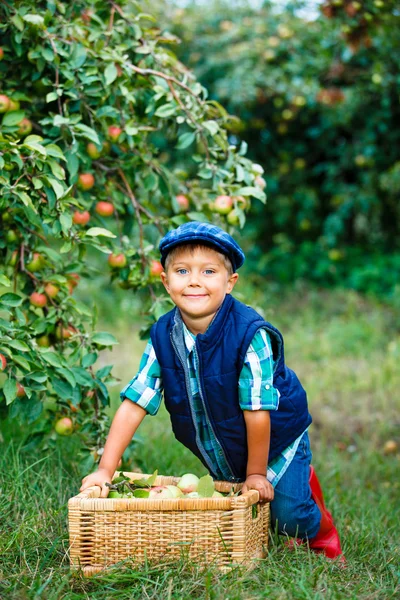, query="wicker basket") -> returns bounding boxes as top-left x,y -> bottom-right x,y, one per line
68,471 -> 270,575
